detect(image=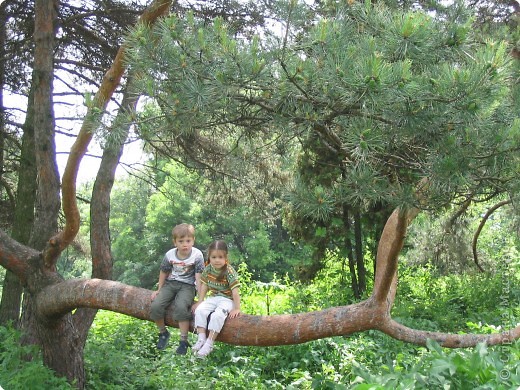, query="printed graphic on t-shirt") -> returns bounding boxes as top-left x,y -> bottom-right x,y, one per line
170,260 -> 192,275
